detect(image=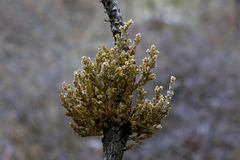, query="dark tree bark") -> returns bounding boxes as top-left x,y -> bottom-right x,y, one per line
100,0 -> 130,52
102,122 -> 131,160
100,0 -> 124,42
